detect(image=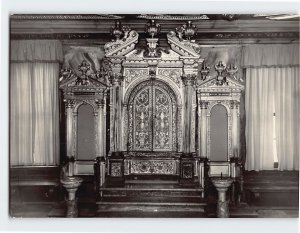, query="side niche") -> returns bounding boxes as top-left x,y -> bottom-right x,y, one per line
77,104 -> 95,160
196,62 -> 244,178
210,104 -> 228,162
59,60 -> 108,176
